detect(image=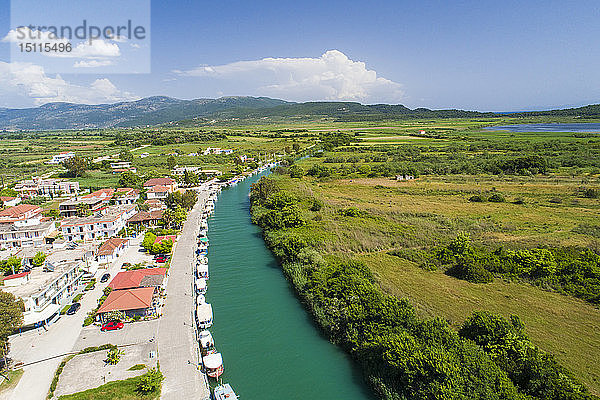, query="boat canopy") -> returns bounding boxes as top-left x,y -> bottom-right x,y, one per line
196,294 -> 206,305
199,330 -> 214,348
197,263 -> 209,273
197,303 -> 213,322
203,352 -> 223,369
195,277 -> 207,290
